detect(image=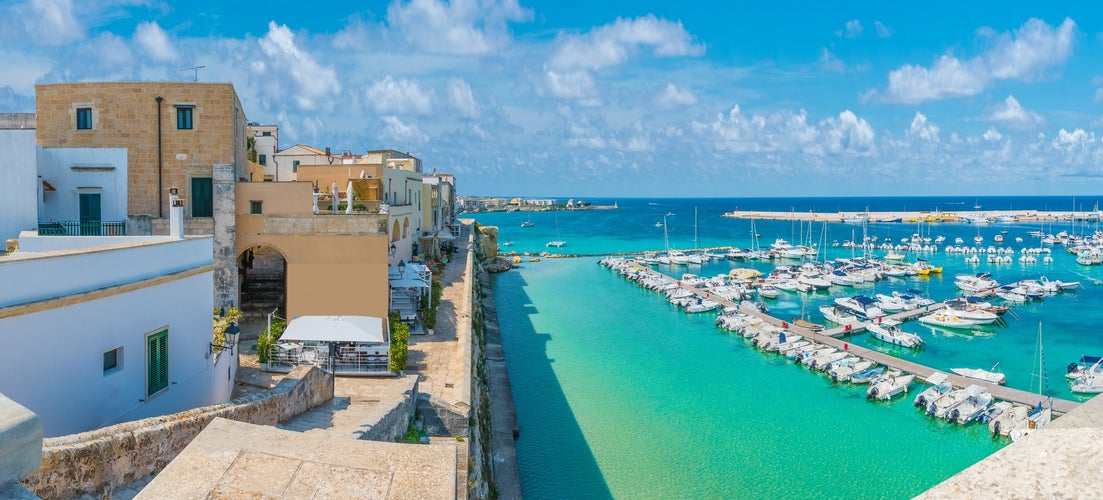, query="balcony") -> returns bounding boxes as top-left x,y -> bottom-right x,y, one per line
37,220 -> 127,236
